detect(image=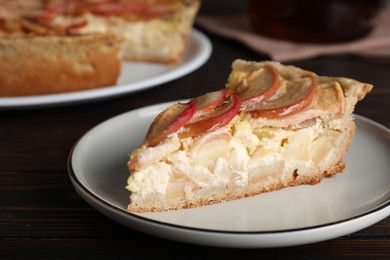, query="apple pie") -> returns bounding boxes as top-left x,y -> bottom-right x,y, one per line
0,0 -> 200,96
126,59 -> 373,212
